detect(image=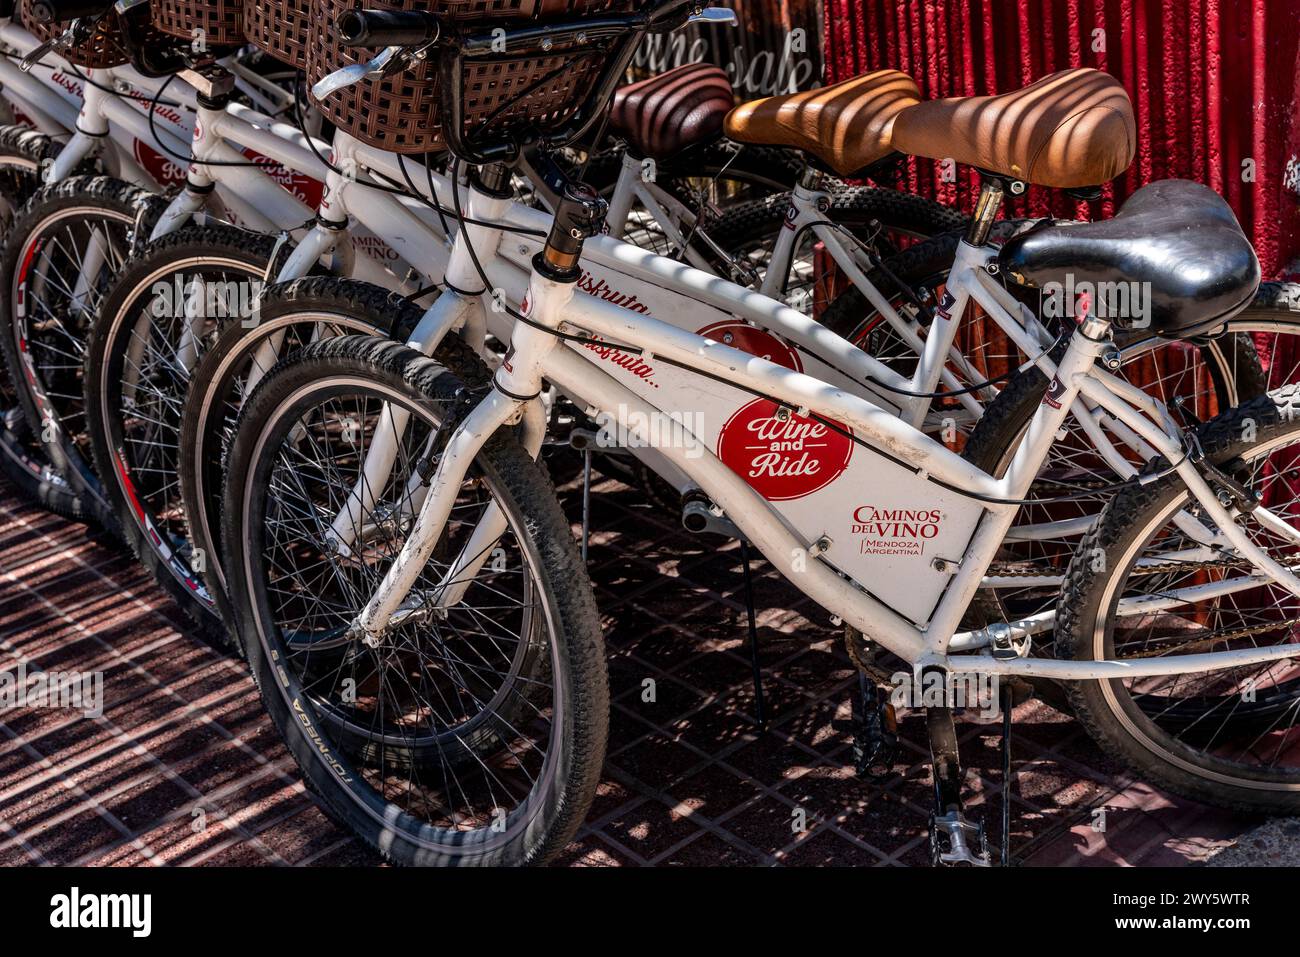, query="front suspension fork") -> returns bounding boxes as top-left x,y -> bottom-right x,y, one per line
349,180 -> 607,641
